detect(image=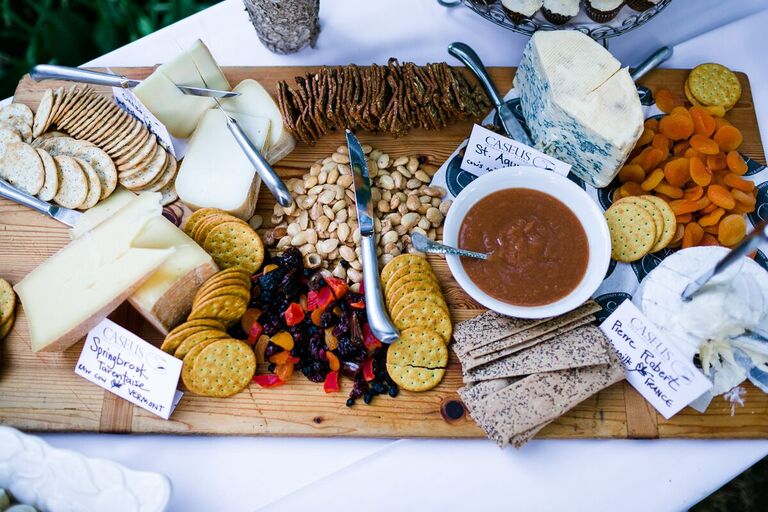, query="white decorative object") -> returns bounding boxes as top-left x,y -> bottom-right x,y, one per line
0,426 -> 171,512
